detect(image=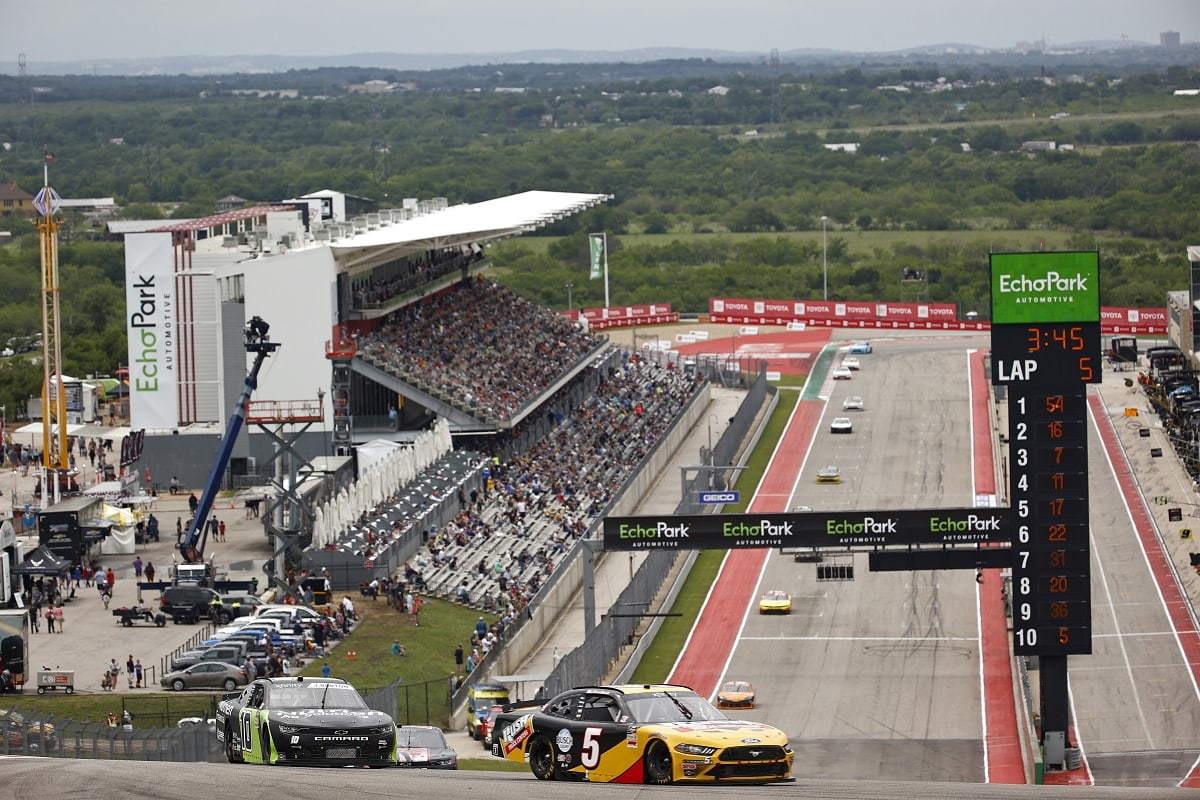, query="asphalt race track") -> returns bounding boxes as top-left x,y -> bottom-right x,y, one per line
706,336 -> 994,783
0,756 -> 1192,799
